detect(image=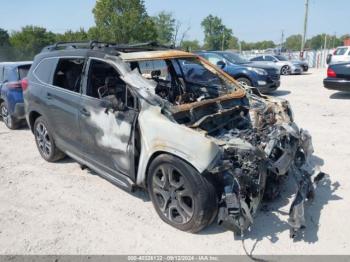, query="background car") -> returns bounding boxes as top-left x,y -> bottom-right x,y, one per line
324,62 -> 350,92
291,59 -> 309,72
196,51 -> 280,93
250,54 -> 302,75
0,62 -> 32,129
327,46 -> 350,64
